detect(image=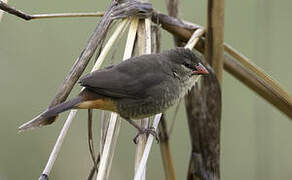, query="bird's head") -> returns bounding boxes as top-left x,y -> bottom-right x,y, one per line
165,48 -> 209,78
